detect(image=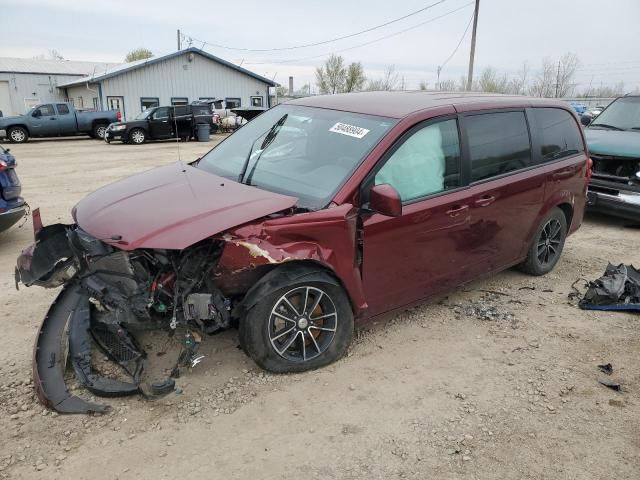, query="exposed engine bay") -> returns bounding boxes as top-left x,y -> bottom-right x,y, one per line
16,221 -> 235,413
